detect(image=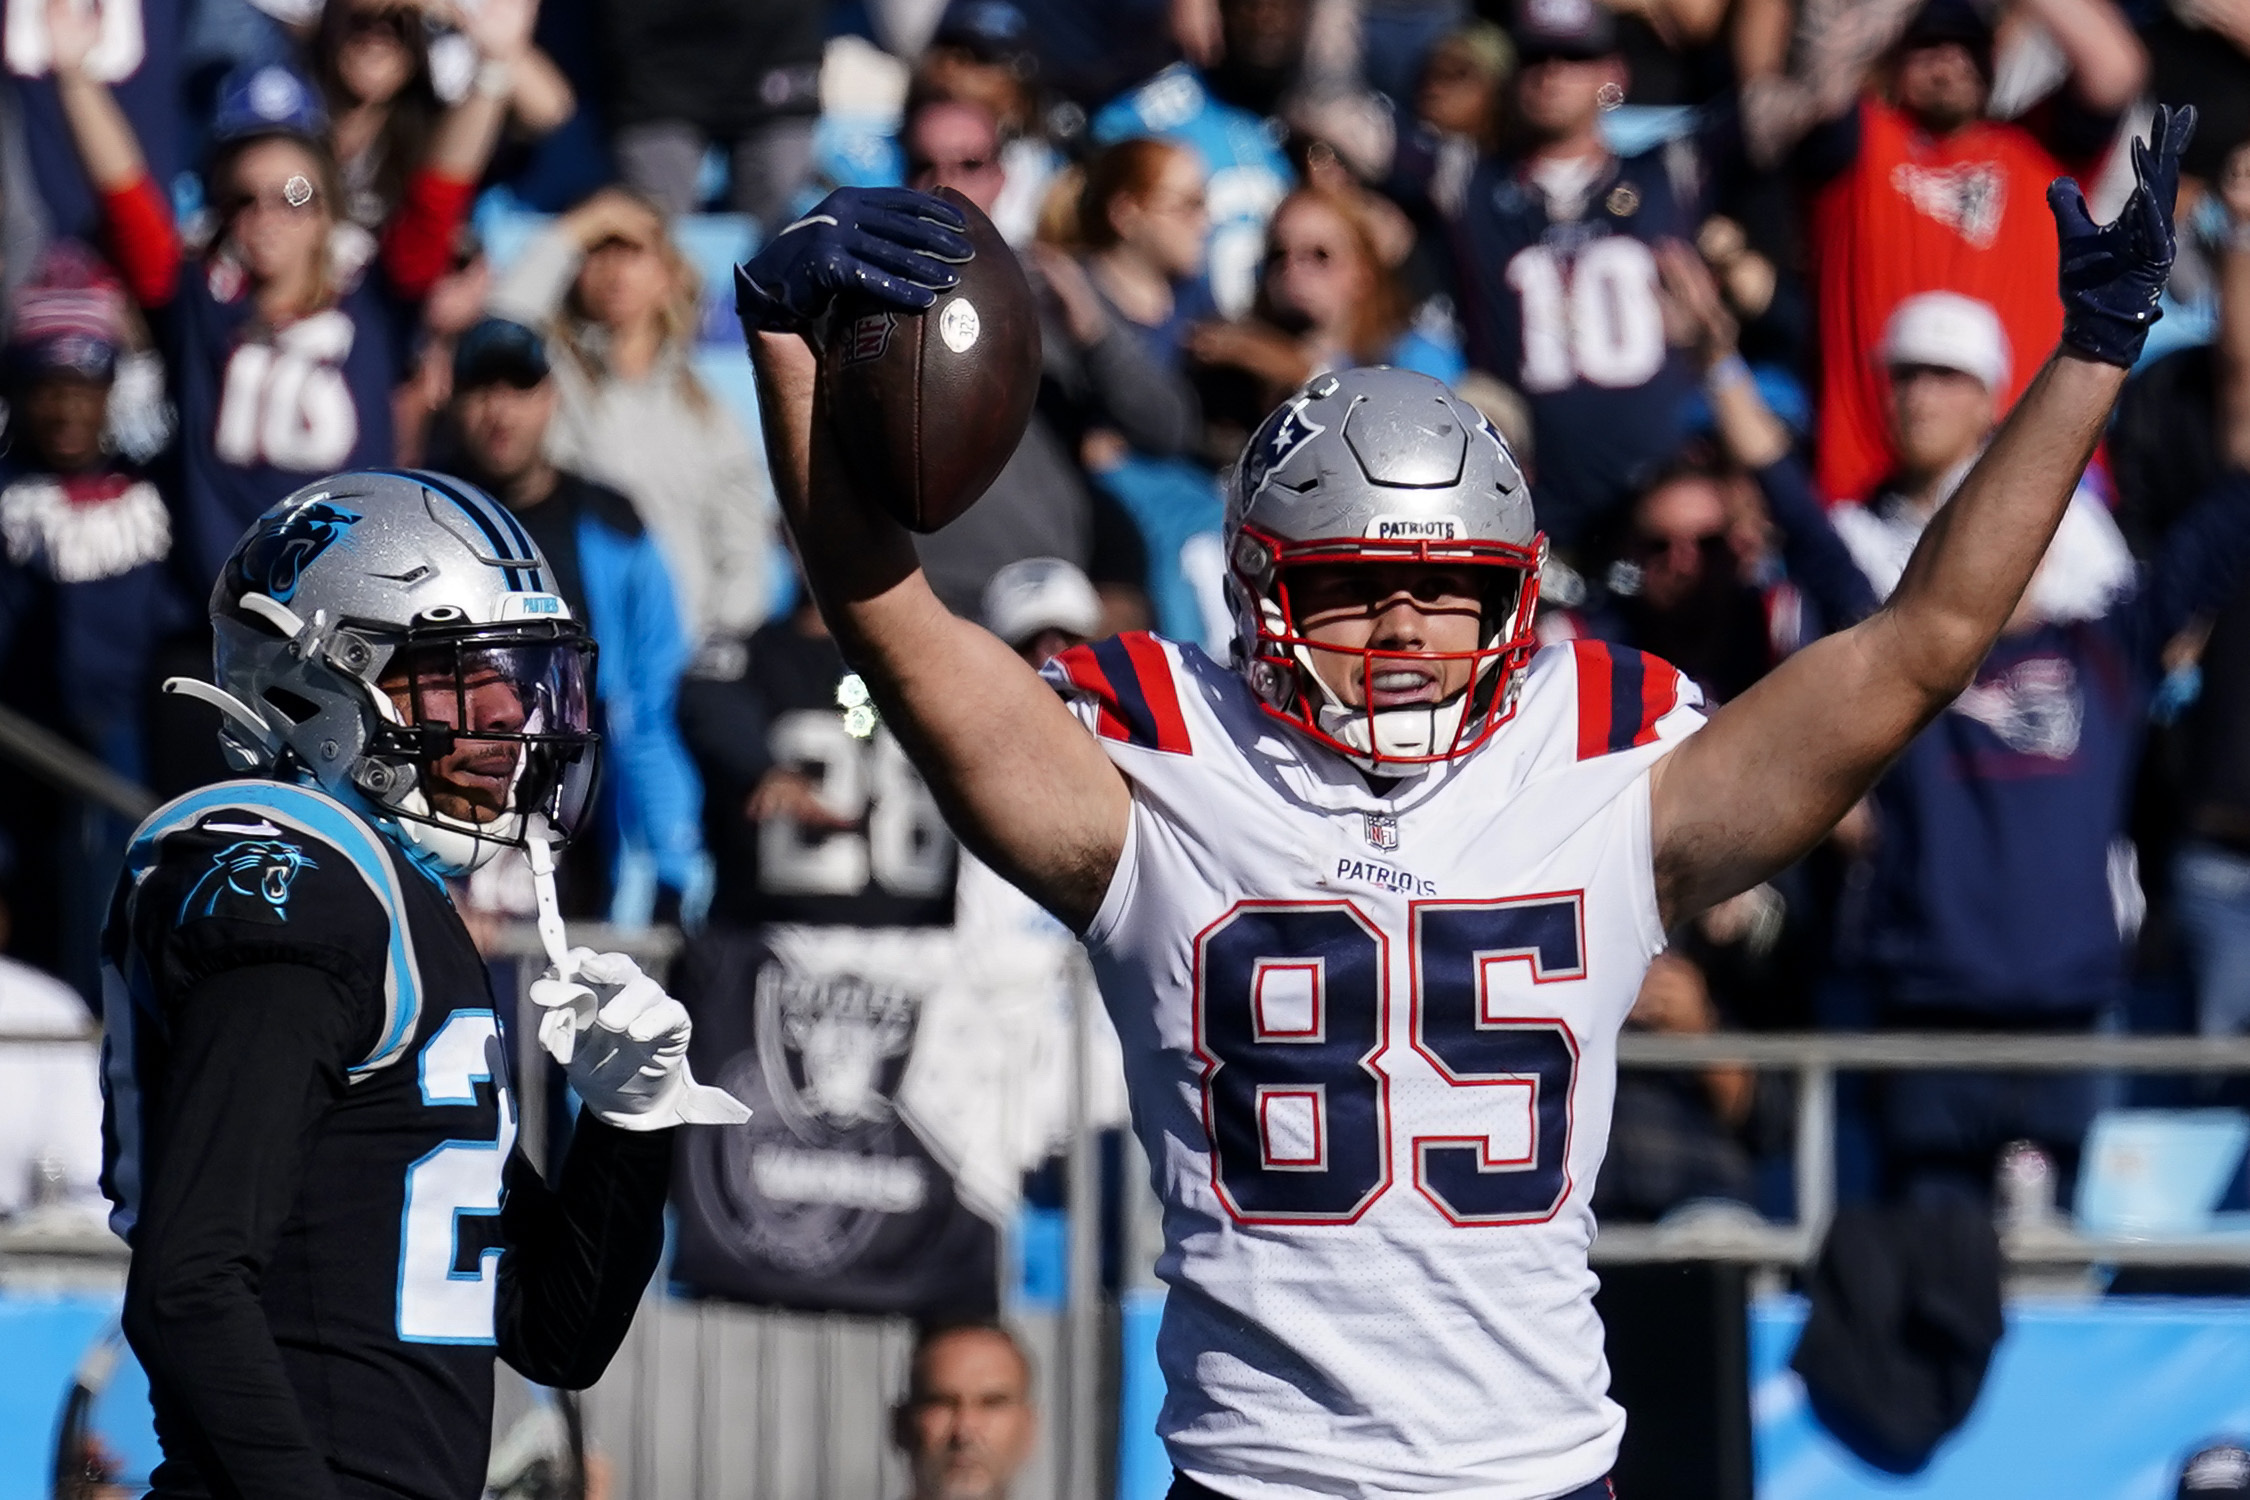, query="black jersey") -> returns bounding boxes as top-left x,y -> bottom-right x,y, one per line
679,623 -> 956,929
101,778 -> 669,1499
